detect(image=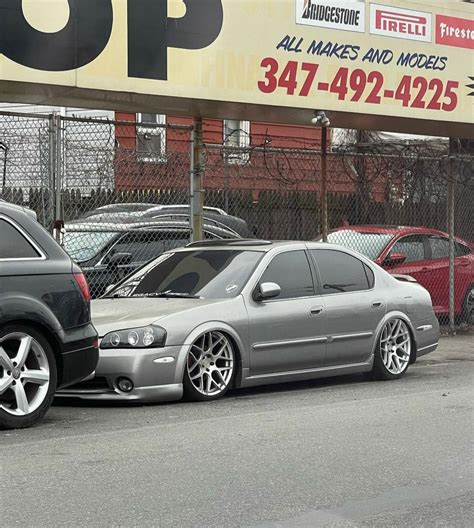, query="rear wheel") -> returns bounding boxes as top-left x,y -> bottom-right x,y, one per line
461,286 -> 474,325
0,325 -> 57,430
371,319 -> 412,381
183,331 -> 235,401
